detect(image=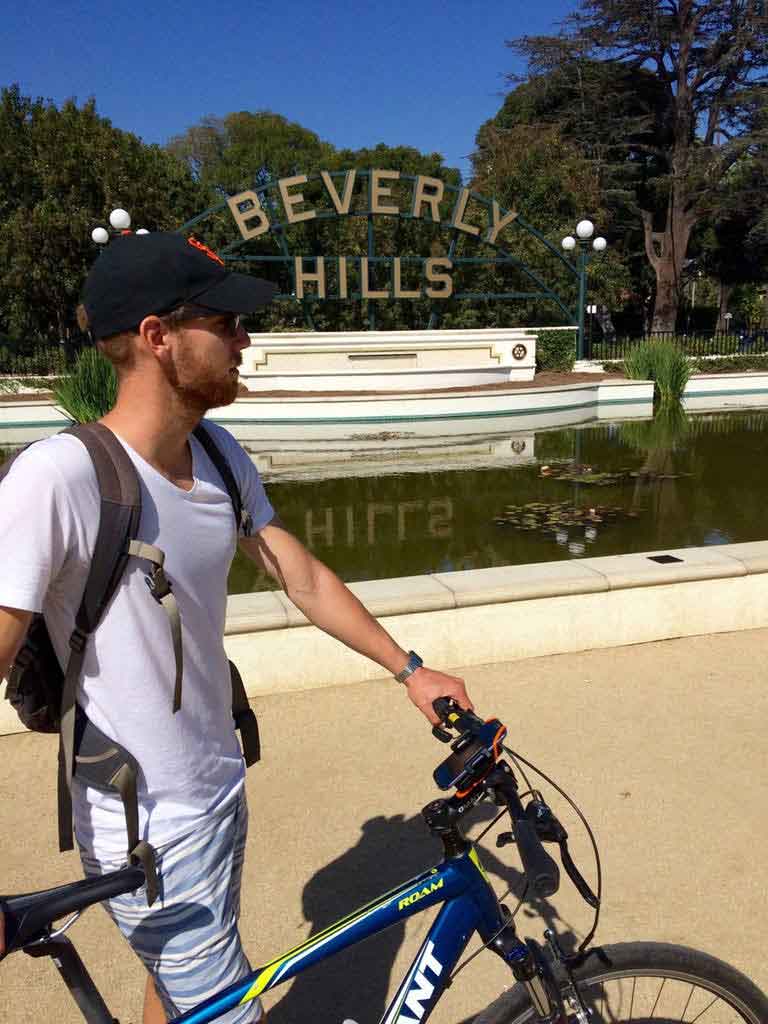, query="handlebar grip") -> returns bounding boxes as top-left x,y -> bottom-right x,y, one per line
432,697 -> 454,721
514,818 -> 560,899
